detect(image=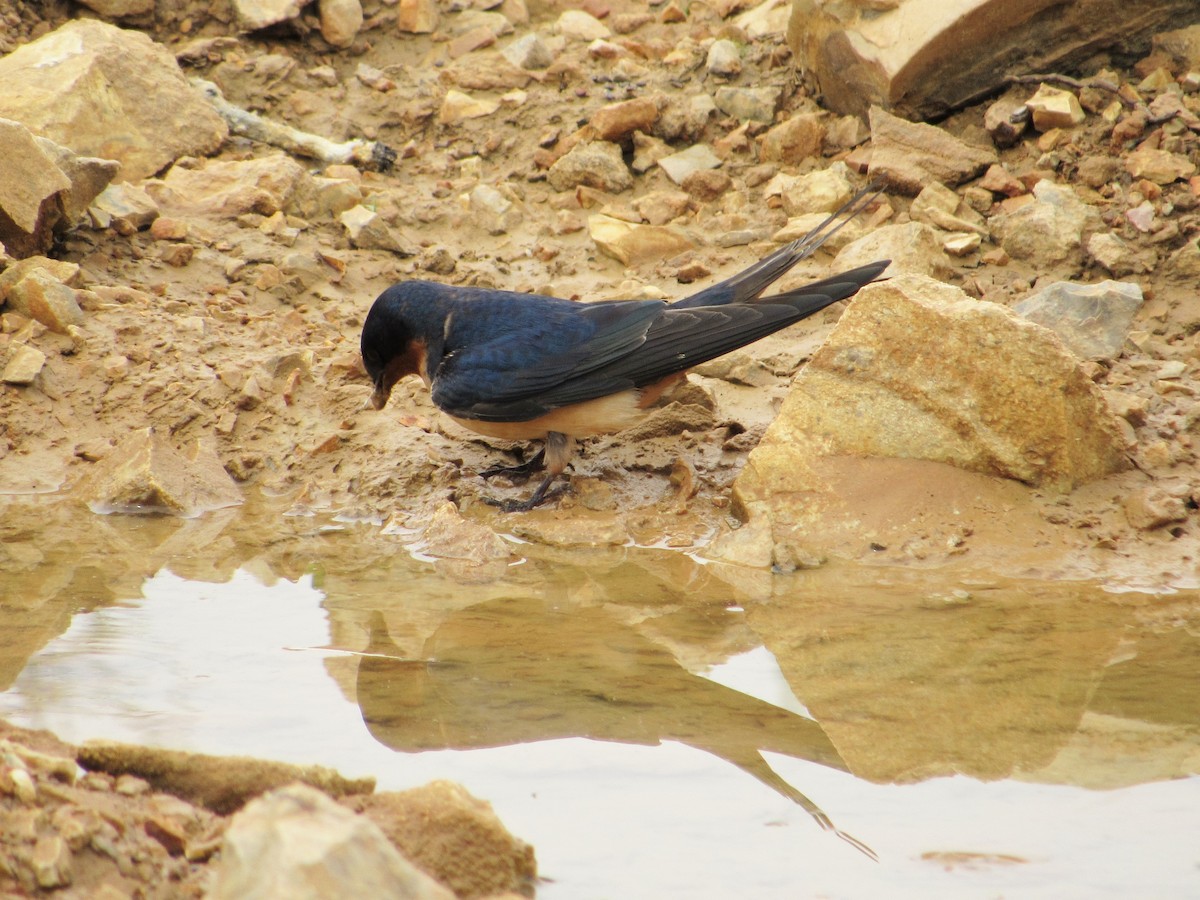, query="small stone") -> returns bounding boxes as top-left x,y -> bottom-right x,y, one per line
633,190 -> 691,226
150,217 -> 190,241
706,39 -> 742,77
422,502 -> 510,562
631,131 -> 672,173
548,141 -> 633,193
990,179 -> 1099,267
501,33 -> 554,69
942,232 -> 981,256
1123,486 -> 1188,530
984,96 -> 1029,148
439,89 -> 499,124
713,86 -> 780,123
5,268 -> 84,333
1012,280 -> 1144,360
208,785 -> 454,900
32,835 -> 71,889
1126,200 -> 1156,233
1087,232 -> 1156,276
779,163 -> 854,216
758,112 -> 825,164
2,344 -> 46,384
977,164 -> 1026,197
823,114 -> 870,152
556,9 -> 610,41
588,215 -> 696,265
88,182 -> 160,232
1025,84 -> 1086,130
868,105 -> 997,194
834,222 -> 952,279
657,144 -> 721,185
1124,147 -> 1197,185
340,205 -> 417,255
589,97 -> 659,142
448,25 -> 496,58
397,0 -> 438,33
468,184 -> 522,235
681,168 -> 732,201
1077,156 -> 1121,189
910,181 -> 987,234
319,0 -> 362,48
